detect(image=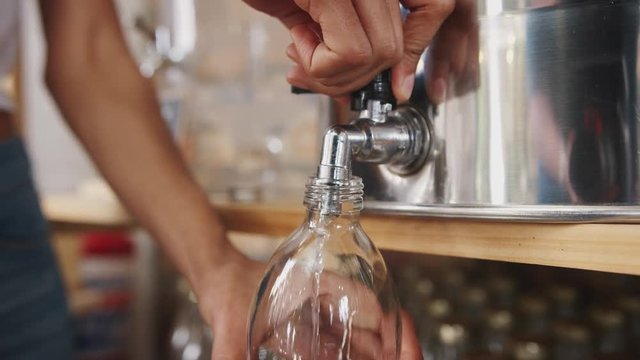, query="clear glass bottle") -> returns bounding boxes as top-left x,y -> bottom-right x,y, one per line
247,176 -> 401,359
